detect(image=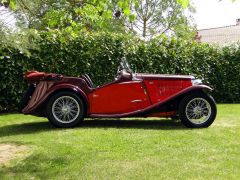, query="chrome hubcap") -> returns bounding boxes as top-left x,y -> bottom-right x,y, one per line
52,96 -> 80,123
186,98 -> 211,124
